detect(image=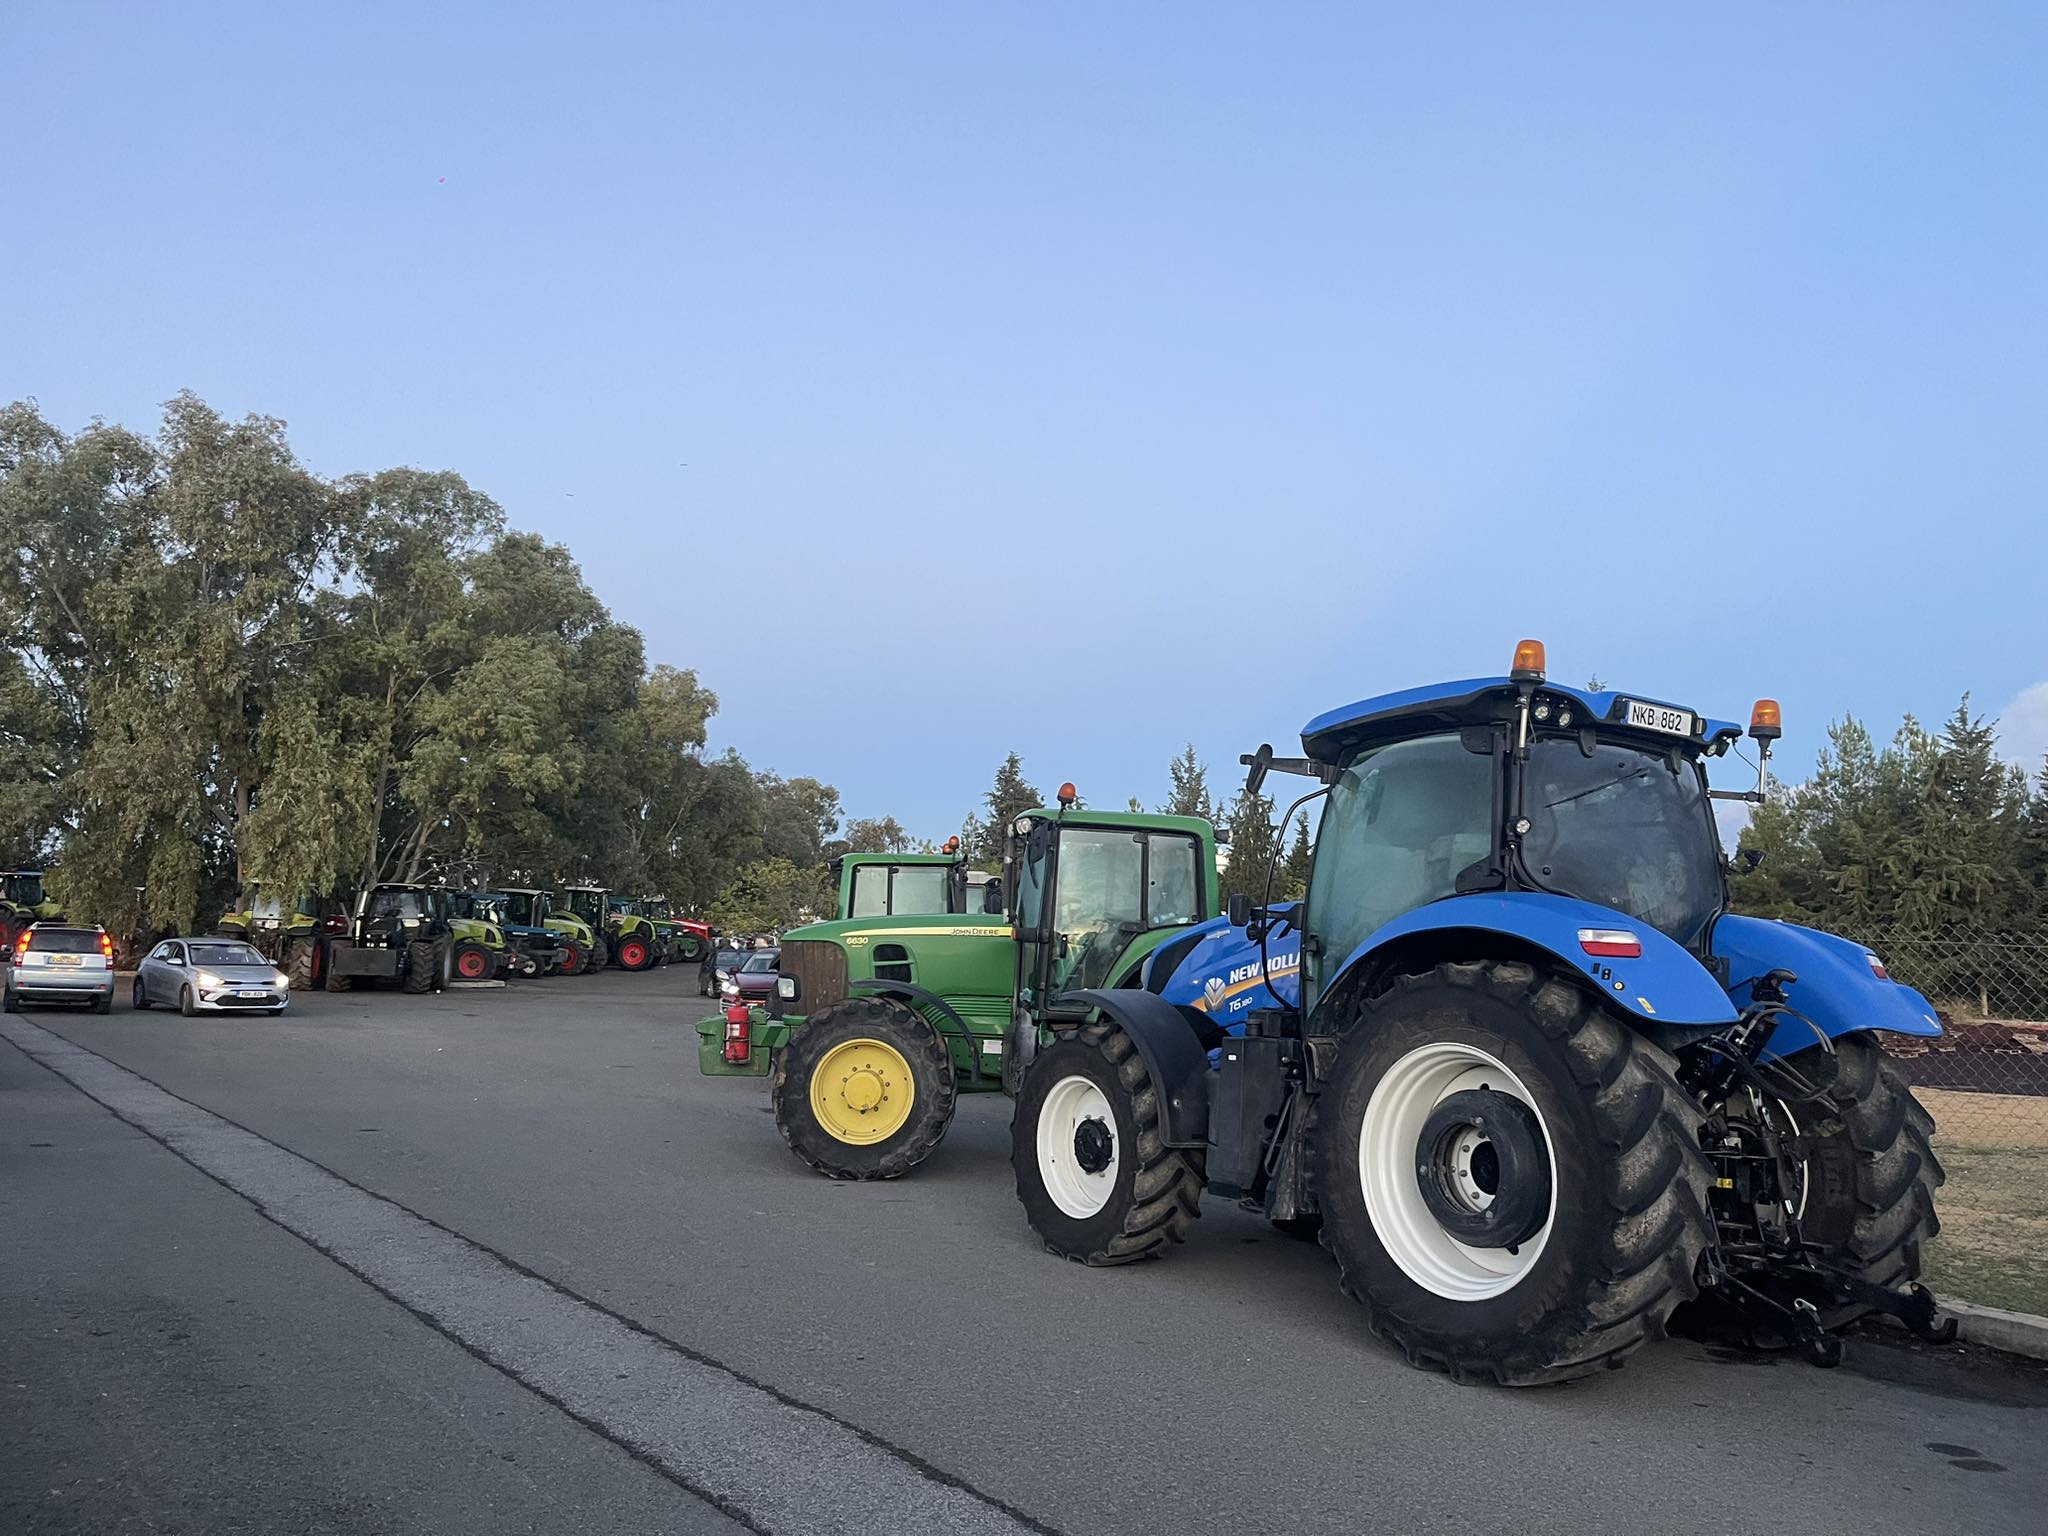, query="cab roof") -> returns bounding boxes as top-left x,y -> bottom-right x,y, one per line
1026,807 -> 1217,840
1301,677 -> 1744,763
